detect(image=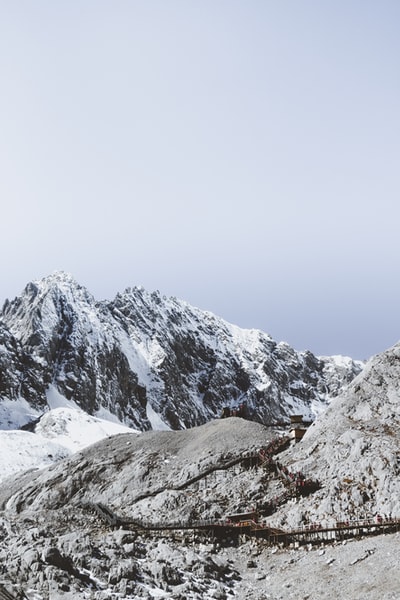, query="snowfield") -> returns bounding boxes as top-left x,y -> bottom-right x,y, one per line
0,429 -> 69,482
0,406 -> 139,482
